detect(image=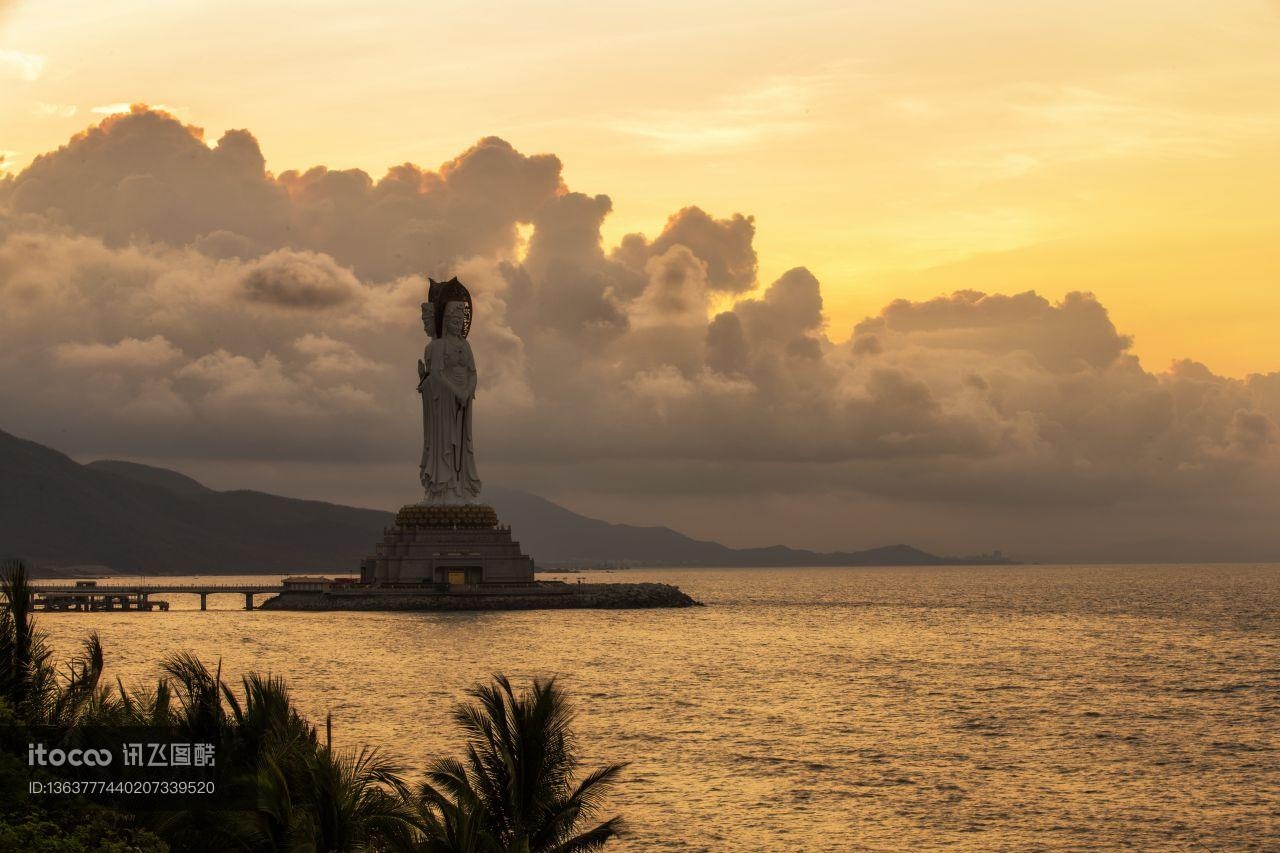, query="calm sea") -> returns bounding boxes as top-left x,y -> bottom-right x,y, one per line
36,565 -> 1280,850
